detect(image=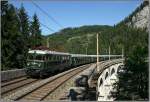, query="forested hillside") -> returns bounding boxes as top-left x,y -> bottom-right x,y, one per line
47,25 -> 113,54
46,1 -> 148,56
